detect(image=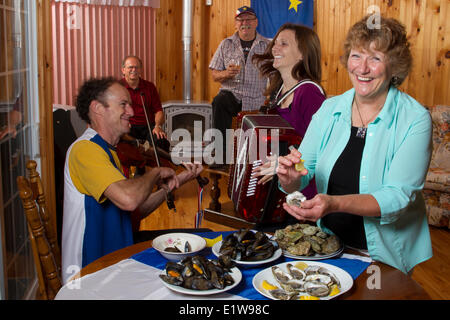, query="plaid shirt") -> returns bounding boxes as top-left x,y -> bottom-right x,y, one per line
209,32 -> 269,111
